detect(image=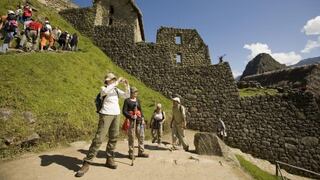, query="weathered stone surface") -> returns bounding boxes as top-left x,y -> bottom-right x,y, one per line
0,108 -> 13,121
301,137 -> 319,146
4,136 -> 15,146
194,132 -> 240,167
21,133 -> 40,147
242,64 -> 320,97
23,111 -> 36,124
194,133 -> 222,156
